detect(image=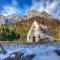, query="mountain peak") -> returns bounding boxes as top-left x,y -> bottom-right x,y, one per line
40,11 -> 48,14
39,11 -> 54,19
26,10 -> 54,19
